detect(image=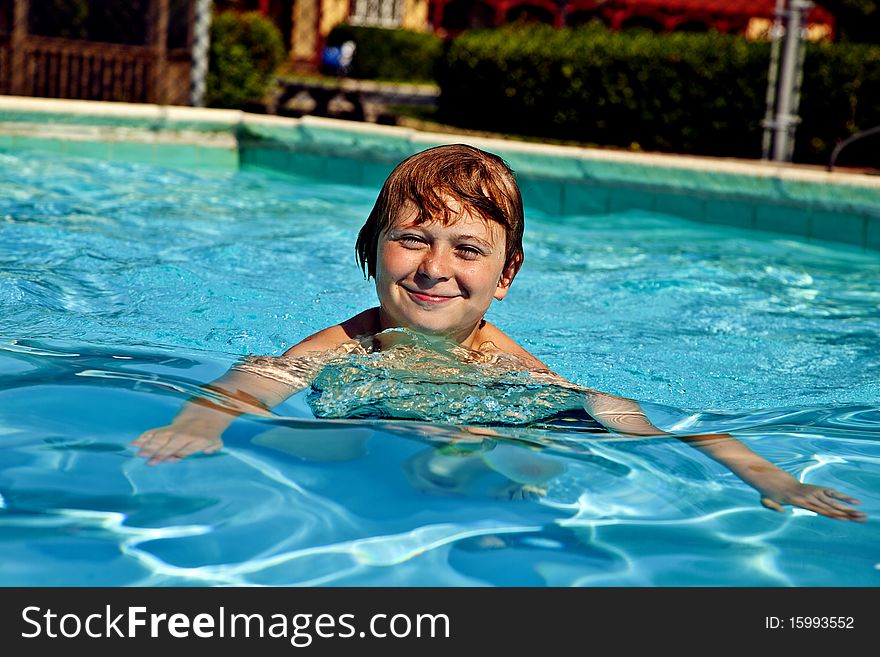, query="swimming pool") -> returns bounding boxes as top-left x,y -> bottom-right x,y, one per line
1,150 -> 878,586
